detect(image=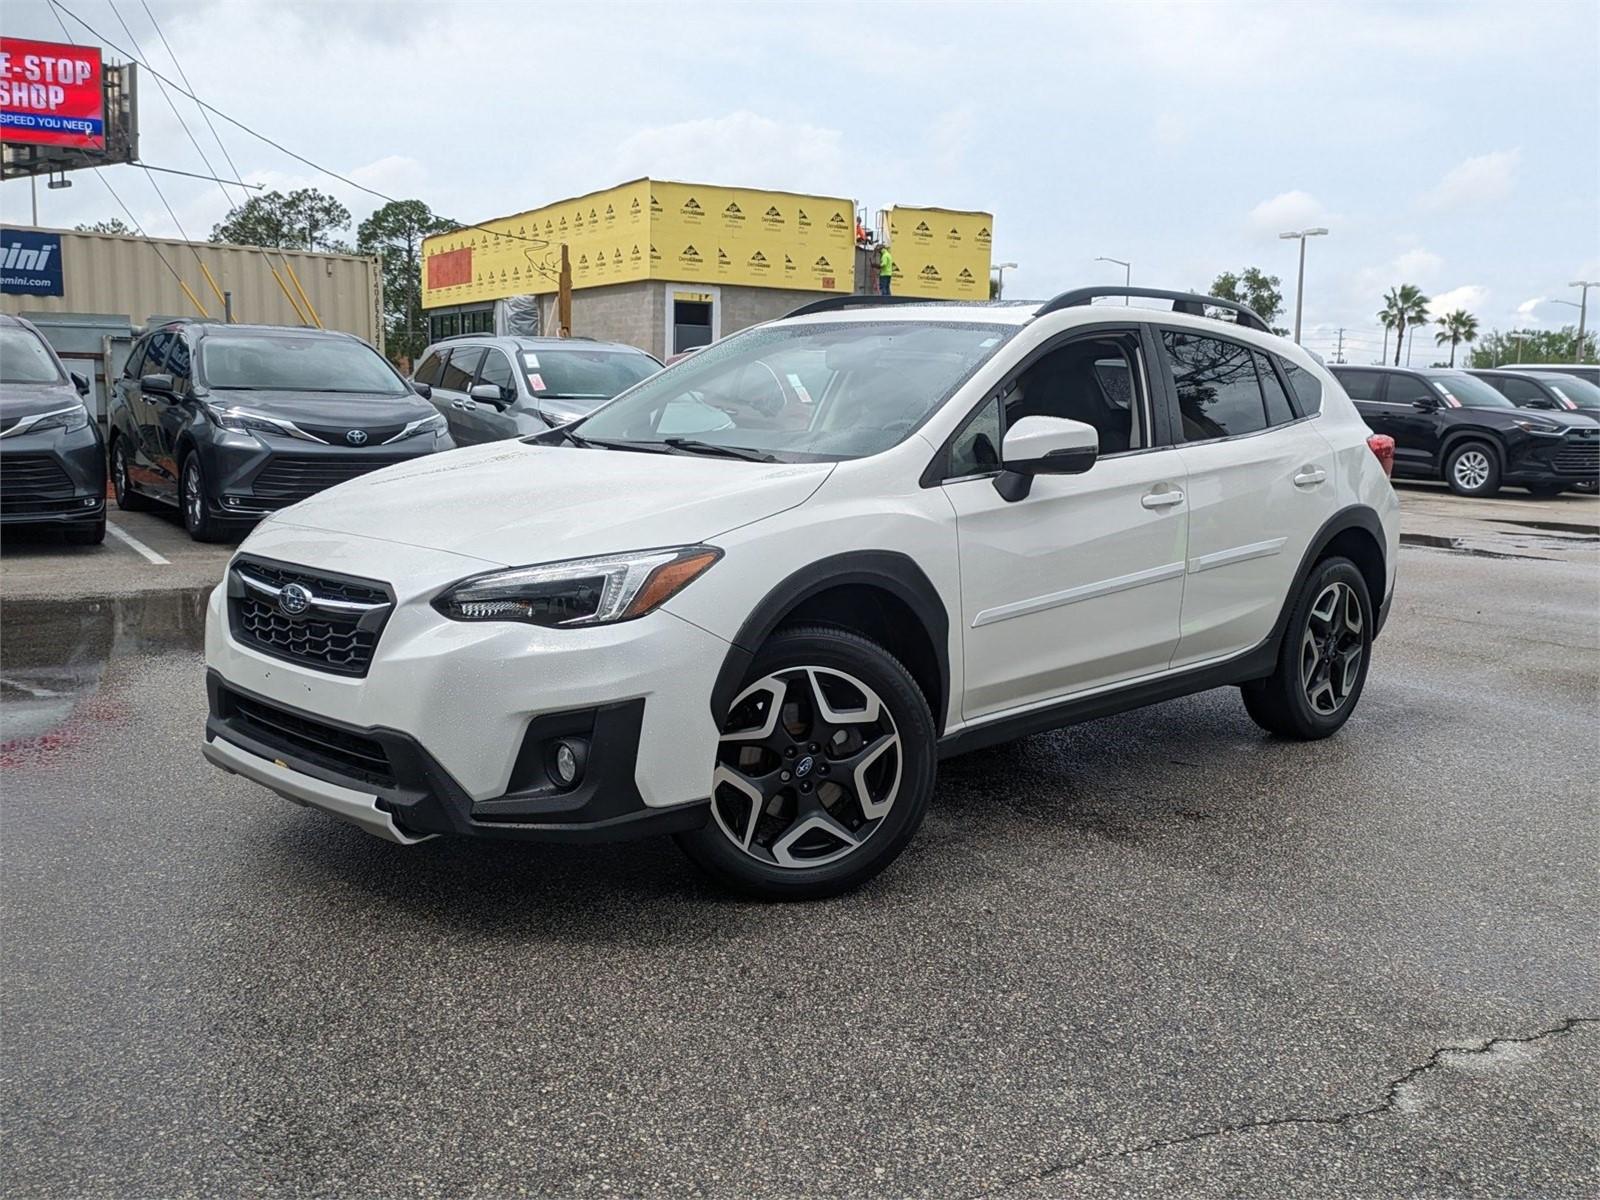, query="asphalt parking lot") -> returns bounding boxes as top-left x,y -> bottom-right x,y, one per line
2,485 -> 1597,1198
